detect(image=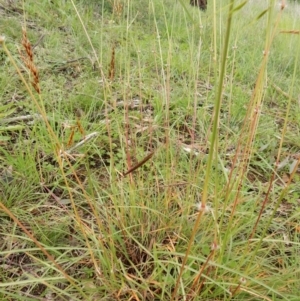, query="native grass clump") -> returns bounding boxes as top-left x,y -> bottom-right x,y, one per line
0,0 -> 299,300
